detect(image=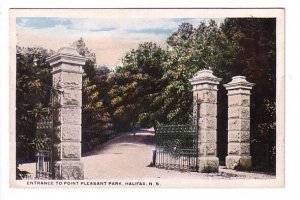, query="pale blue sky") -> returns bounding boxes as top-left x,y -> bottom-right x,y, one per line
16,17 -> 224,67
